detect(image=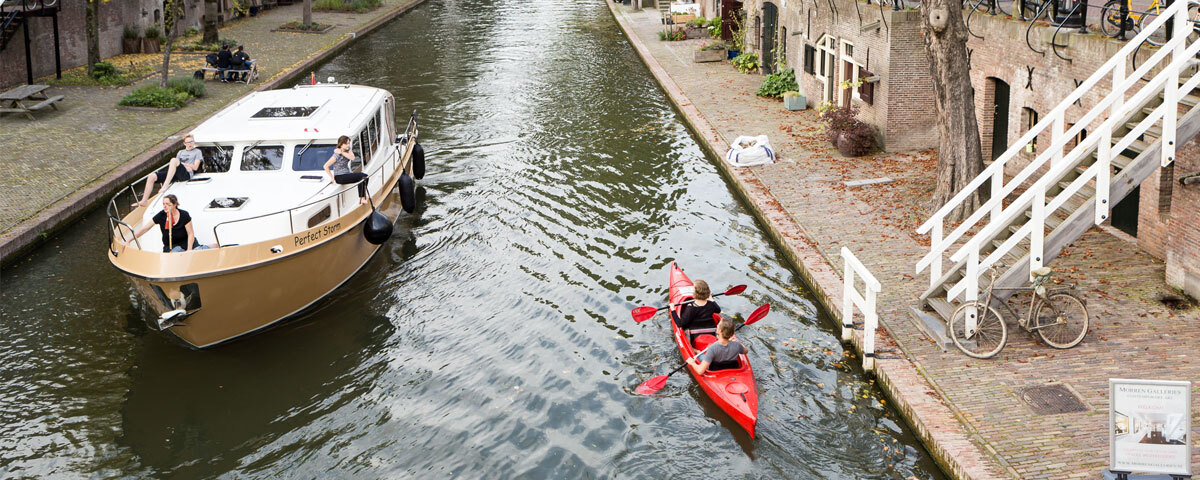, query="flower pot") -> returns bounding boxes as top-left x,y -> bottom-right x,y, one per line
783,94 -> 806,111
122,38 -> 142,54
685,26 -> 707,39
142,38 -> 161,54
694,48 -> 726,63
727,49 -> 740,60
250,5 -> 260,16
